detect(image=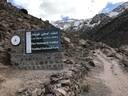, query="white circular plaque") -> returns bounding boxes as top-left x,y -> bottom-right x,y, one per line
11,35 -> 21,46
